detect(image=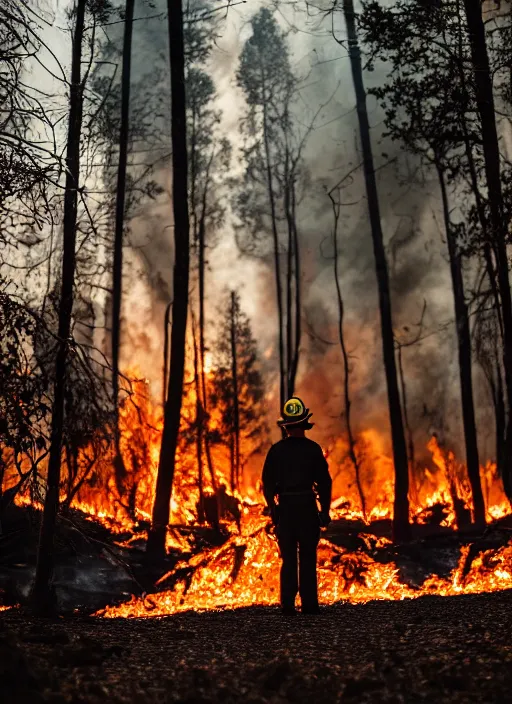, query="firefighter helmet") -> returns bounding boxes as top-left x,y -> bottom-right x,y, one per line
277,397 -> 314,429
